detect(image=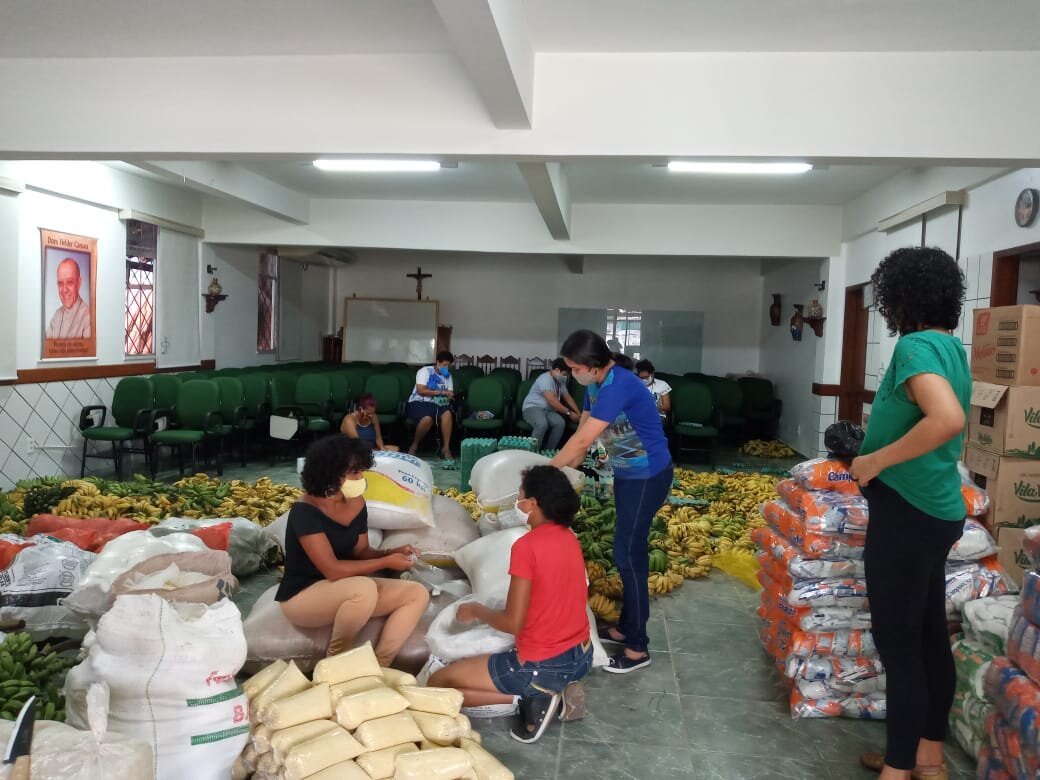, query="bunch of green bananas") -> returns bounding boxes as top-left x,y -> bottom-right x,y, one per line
0,632 -> 73,722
